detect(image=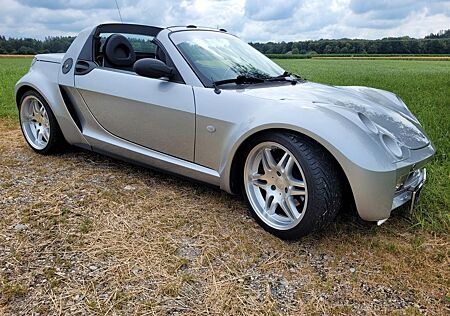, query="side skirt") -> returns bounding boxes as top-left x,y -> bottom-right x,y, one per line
83,131 -> 221,187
